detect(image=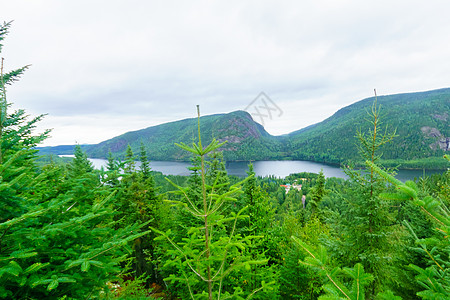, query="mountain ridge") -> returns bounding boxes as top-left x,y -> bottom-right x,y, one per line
37,88 -> 450,168
85,110 -> 282,161
287,87 -> 450,166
